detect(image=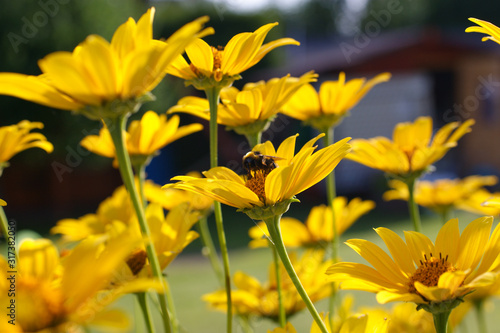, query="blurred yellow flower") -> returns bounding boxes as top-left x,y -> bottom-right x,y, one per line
383,175 -> 498,215
347,116 -> 474,179
0,236 -> 161,333
0,8 -> 213,119
327,216 -> 500,306
249,197 -> 375,248
0,120 -> 53,172
144,172 -> 214,213
167,22 -> 299,89
281,72 -> 391,131
466,18 -> 500,44
165,134 -> 350,213
461,190 -> 500,216
80,111 -> 202,165
0,199 -> 5,206
168,71 -> 317,138
203,249 -> 332,319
